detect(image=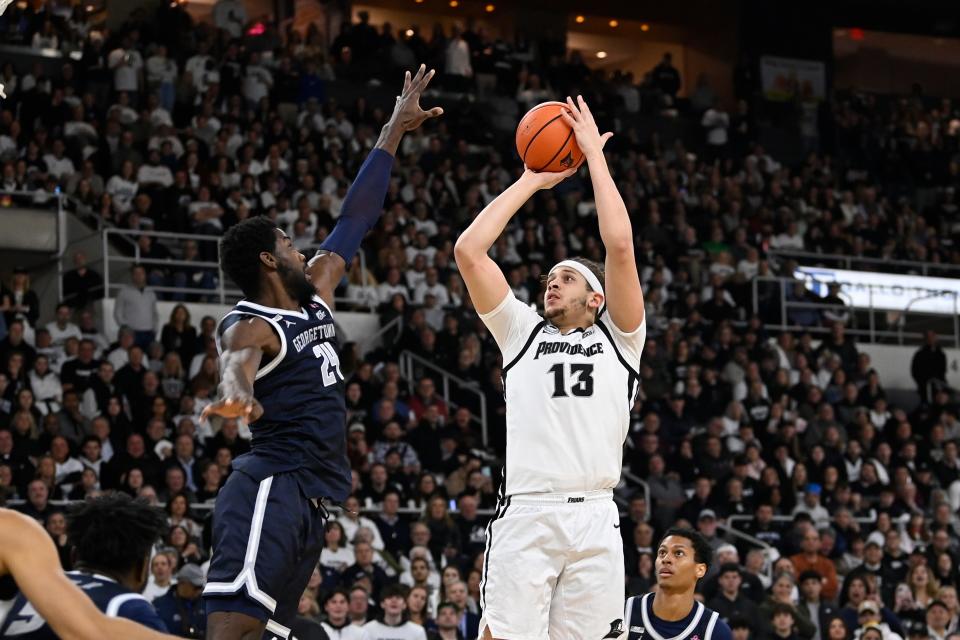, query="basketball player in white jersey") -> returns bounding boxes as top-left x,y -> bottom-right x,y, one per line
454,95 -> 645,640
